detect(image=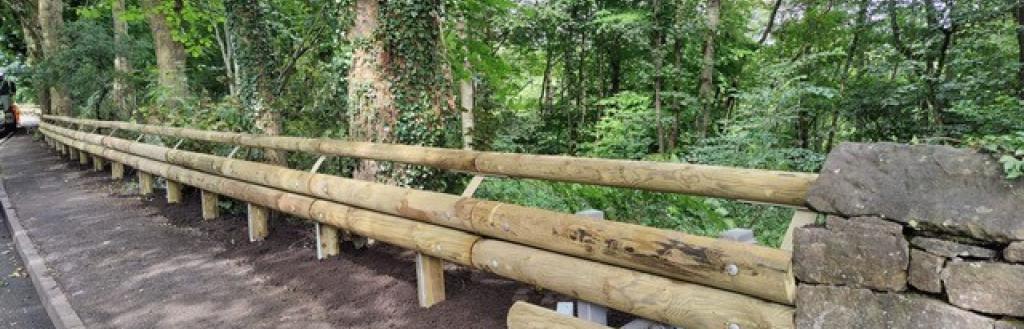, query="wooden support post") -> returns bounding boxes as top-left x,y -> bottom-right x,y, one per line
411,175 -> 485,308
316,223 -> 339,260
781,210 -> 818,251
67,148 -> 75,160
166,180 -> 183,204
111,162 -> 125,180
201,190 -> 219,220
247,203 -> 269,242
138,171 -> 154,196
309,155 -> 340,260
416,253 -> 445,308
79,150 -> 89,165
91,155 -> 105,171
